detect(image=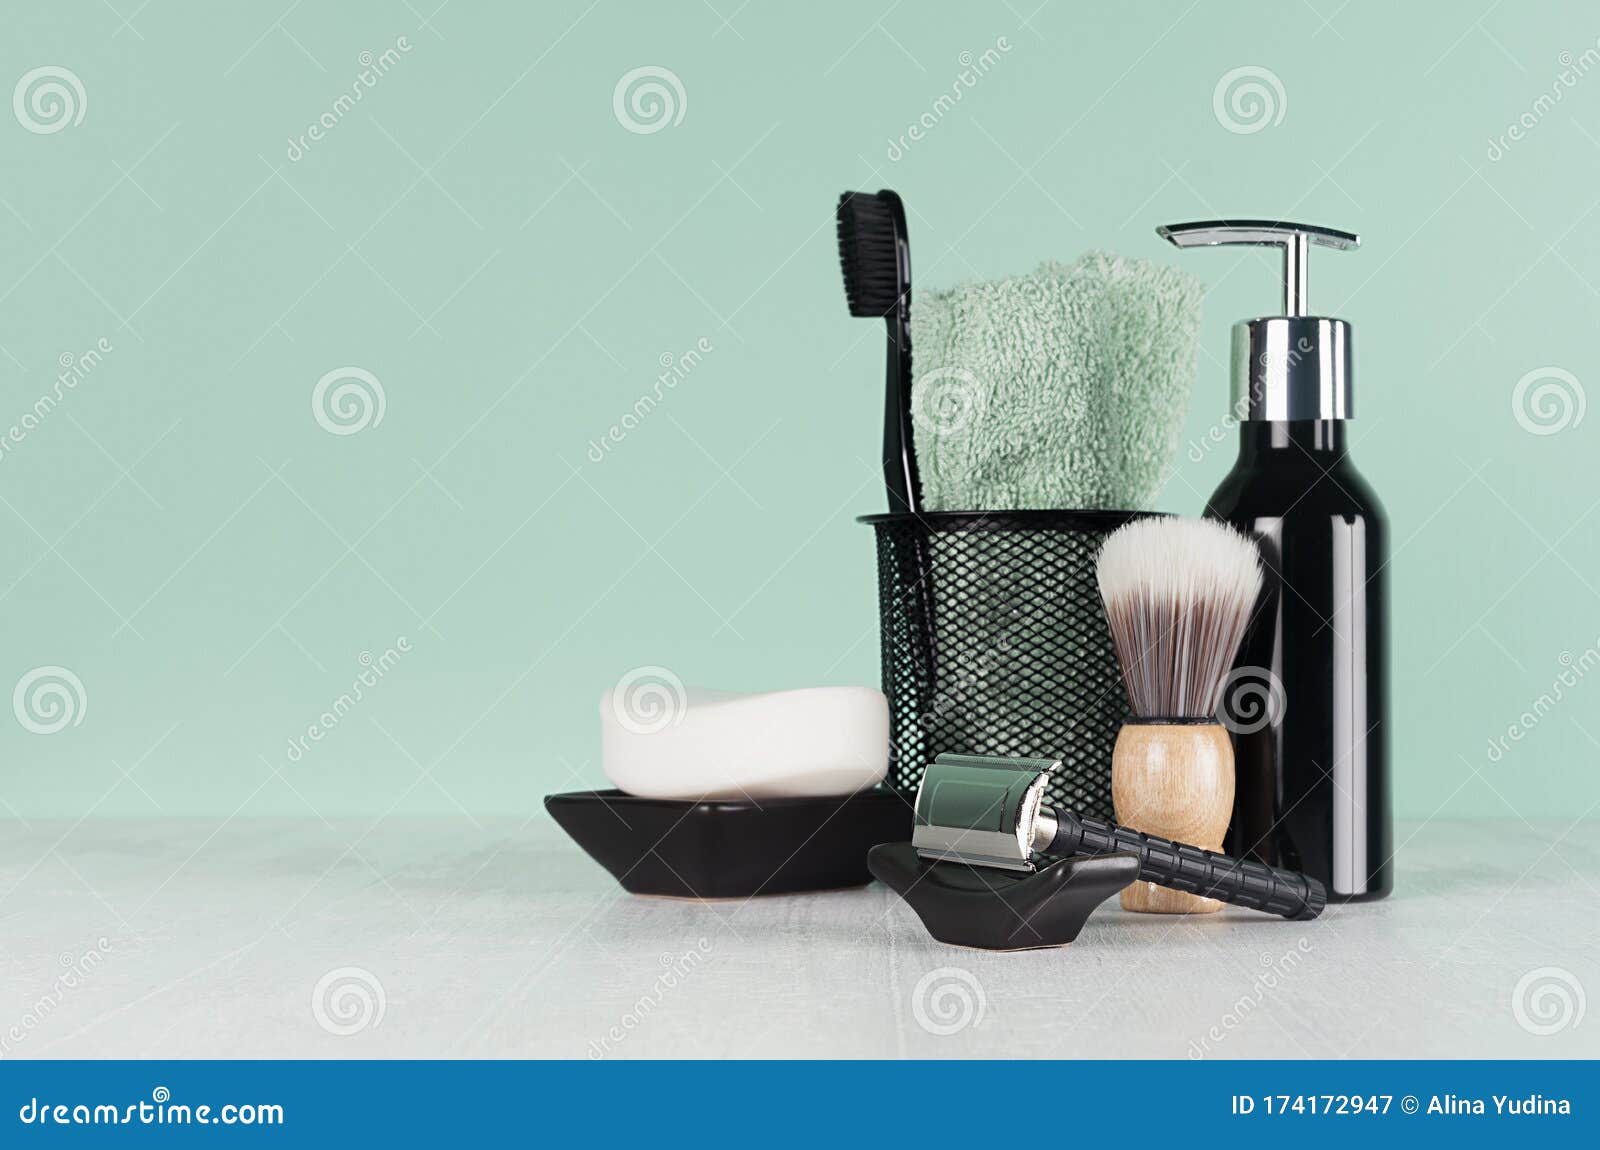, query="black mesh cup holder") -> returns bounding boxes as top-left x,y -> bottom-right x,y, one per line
860,509 -> 1159,822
